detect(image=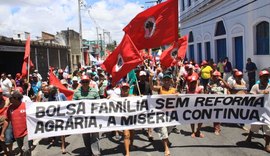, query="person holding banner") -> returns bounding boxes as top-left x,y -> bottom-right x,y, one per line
48,85 -> 67,154
133,71 -> 154,141
149,72 -> 177,156
207,71 -> 231,135
246,70 -> 270,153
7,90 -> 31,156
73,75 -> 101,156
186,75 -> 205,138
121,83 -> 135,156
